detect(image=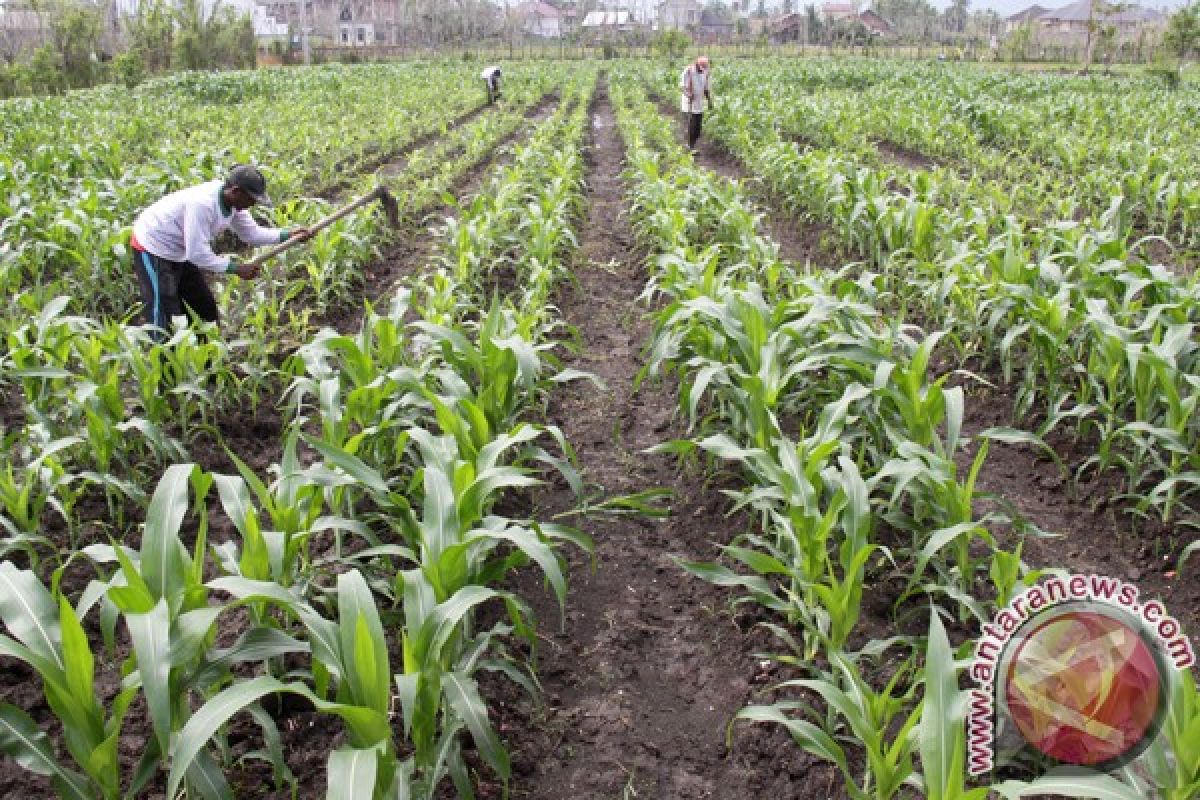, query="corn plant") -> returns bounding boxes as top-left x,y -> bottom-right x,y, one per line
0,562 -> 142,799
